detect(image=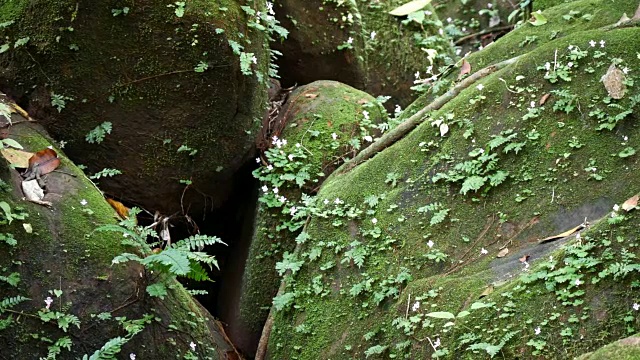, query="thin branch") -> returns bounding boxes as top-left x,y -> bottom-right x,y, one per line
335,55 -> 523,175
454,25 -> 514,45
